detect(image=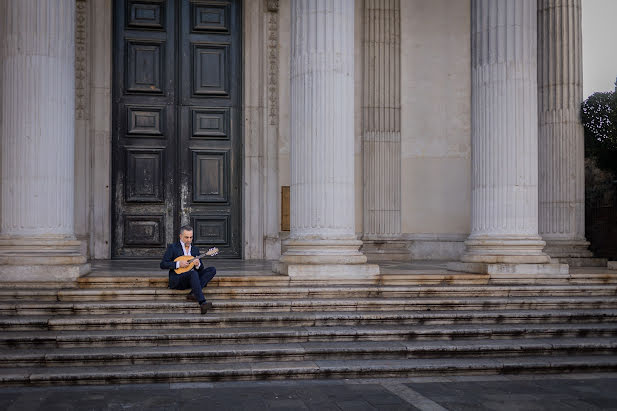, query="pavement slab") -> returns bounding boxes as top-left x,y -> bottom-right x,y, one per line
0,373 -> 616,410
